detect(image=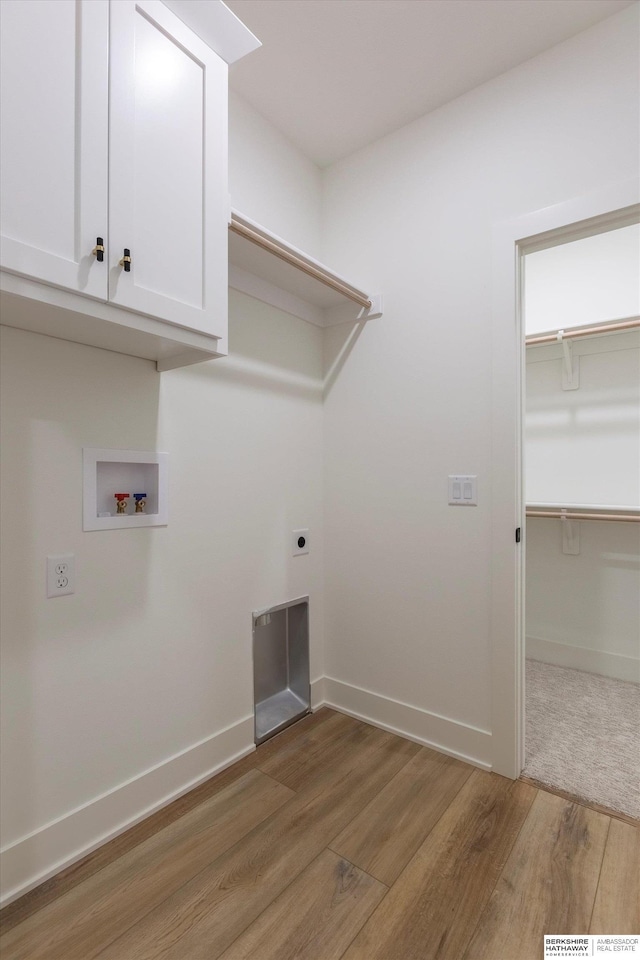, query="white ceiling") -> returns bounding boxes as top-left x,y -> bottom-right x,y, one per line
222,0 -> 635,167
